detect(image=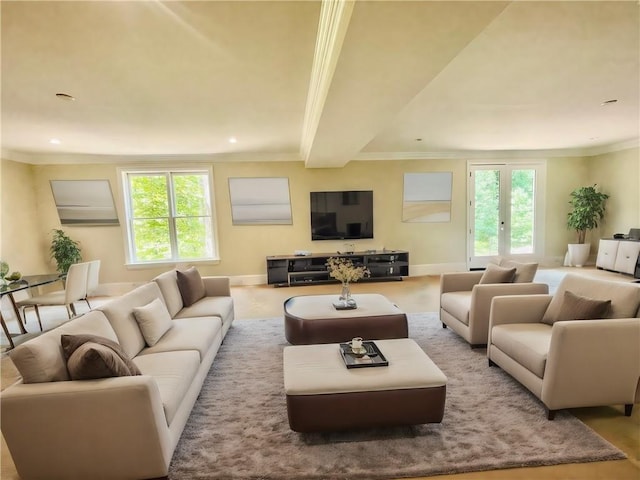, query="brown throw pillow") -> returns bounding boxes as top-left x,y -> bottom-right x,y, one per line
555,290 -> 612,322
176,267 -> 206,307
61,334 -> 141,377
479,263 -> 517,284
